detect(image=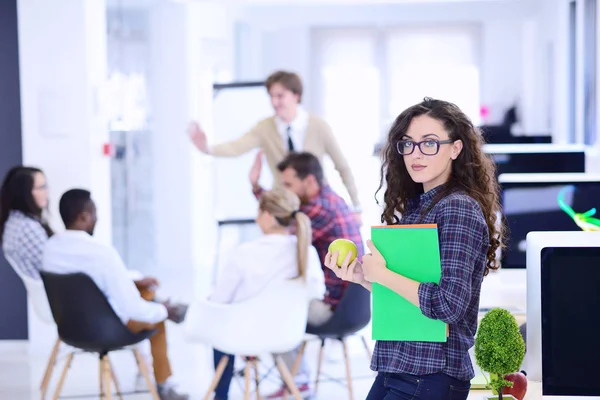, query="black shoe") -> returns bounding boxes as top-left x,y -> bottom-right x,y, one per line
157,384 -> 189,400
166,303 -> 188,324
